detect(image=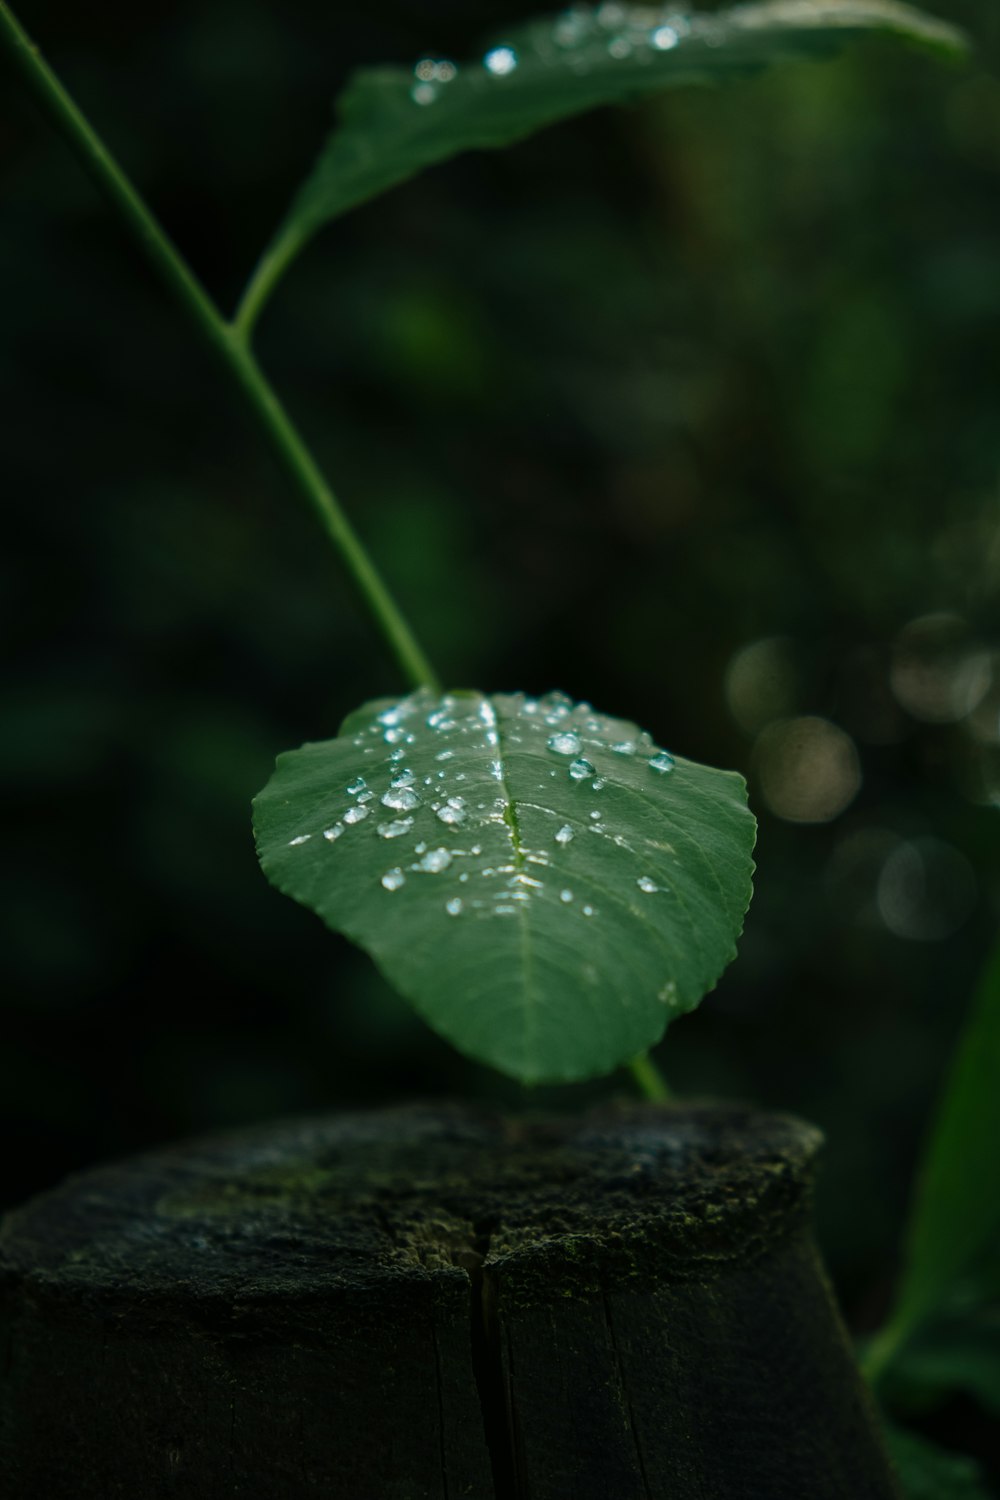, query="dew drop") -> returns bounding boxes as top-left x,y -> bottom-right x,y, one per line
582,904 -> 597,917
637,876 -> 660,893
434,60 -> 457,82
611,740 -> 636,756
343,805 -> 370,825
436,798 -> 467,827
649,751 -> 675,774
592,777 -> 607,790
323,824 -> 343,842
446,897 -> 463,916
652,24 -> 678,49
417,848 -> 452,873
378,818 -> 414,839
484,45 -> 517,75
389,747 -> 405,762
383,727 -> 406,744
411,82 -> 437,105
547,731 -> 582,756
381,868 -> 405,891
390,768 -> 416,788
554,824 -> 574,845
347,777 -> 367,796
414,57 -> 436,80
569,758 -> 596,781
560,888 -> 574,903
435,750 -> 455,762
382,787 -> 421,812
288,833 -> 311,846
